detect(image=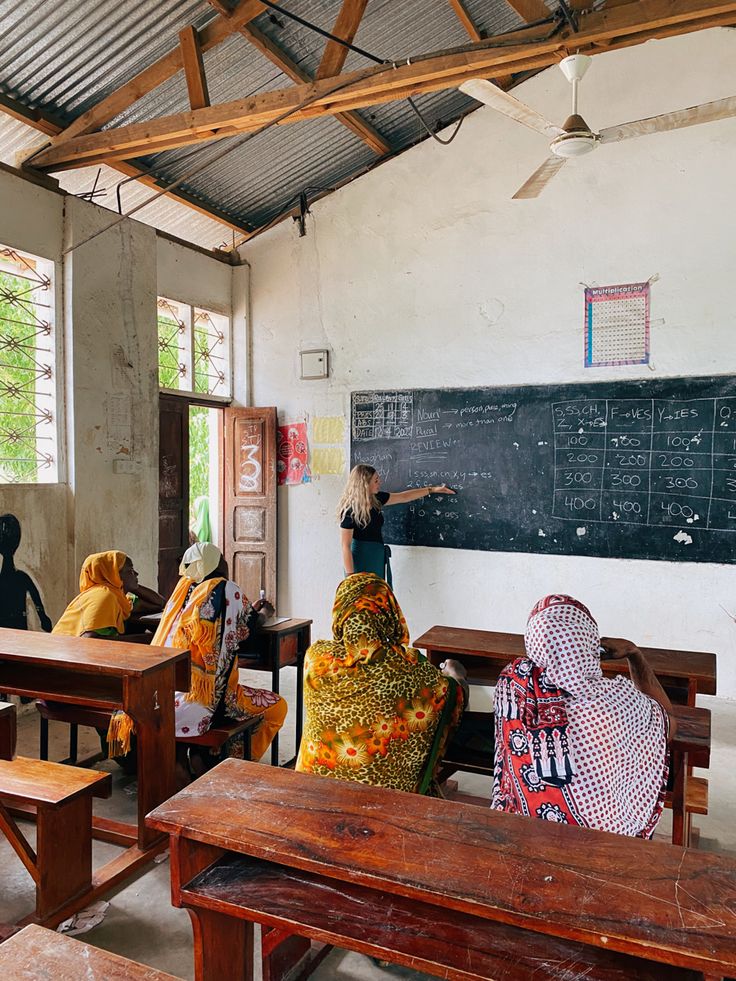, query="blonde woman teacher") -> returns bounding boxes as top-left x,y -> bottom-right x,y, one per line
338,464 -> 455,585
